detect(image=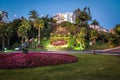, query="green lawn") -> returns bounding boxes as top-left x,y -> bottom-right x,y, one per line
86,42 -> 111,50
0,54 -> 120,80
